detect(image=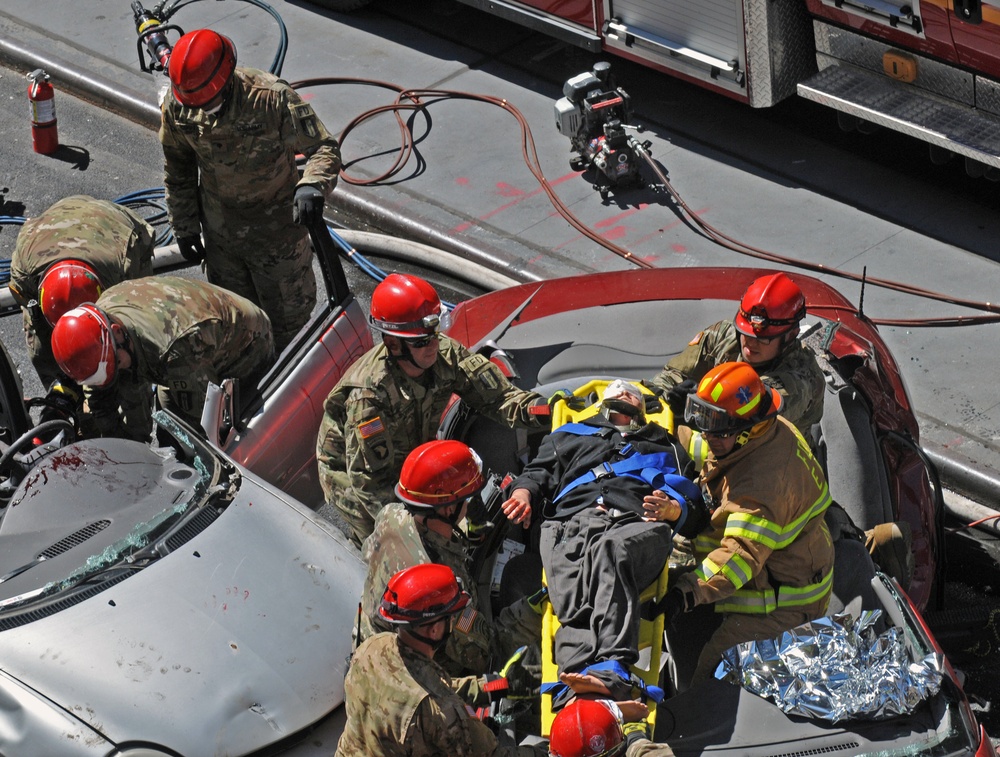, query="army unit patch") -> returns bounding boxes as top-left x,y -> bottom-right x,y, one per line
358,416 -> 385,439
